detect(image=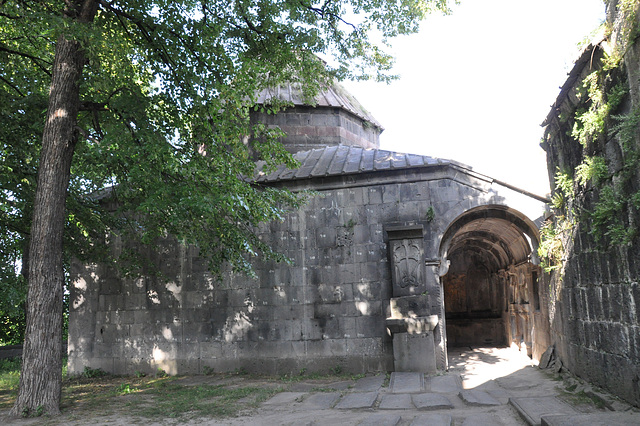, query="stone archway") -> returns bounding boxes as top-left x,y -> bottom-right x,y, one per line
438,205 -> 541,356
